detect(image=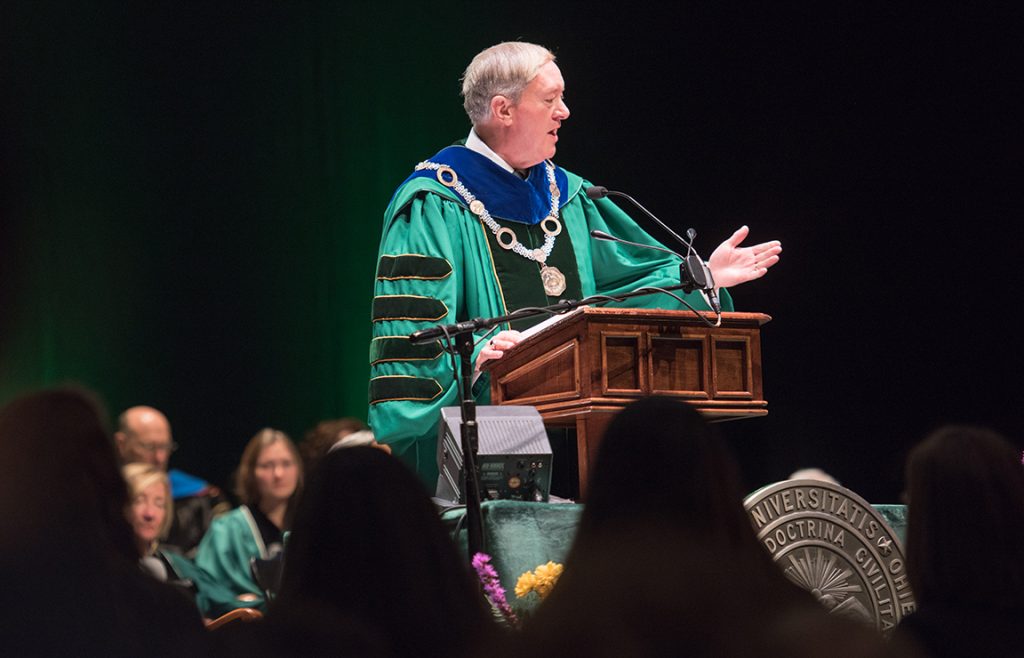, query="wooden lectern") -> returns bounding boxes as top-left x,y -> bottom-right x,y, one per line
481,308 -> 770,499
